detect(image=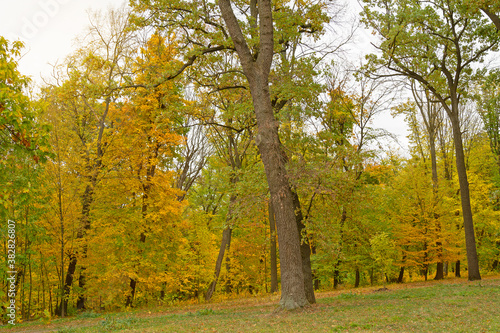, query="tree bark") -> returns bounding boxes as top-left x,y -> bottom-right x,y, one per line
269,200 -> 278,293
397,266 -> 405,283
205,198 -> 234,301
430,135 -> 444,281
449,113 -> 481,281
205,185 -> 238,301
205,226 -> 233,300
481,7 -> 500,31
59,183 -> 93,314
218,0 -> 308,309
291,190 -> 316,304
